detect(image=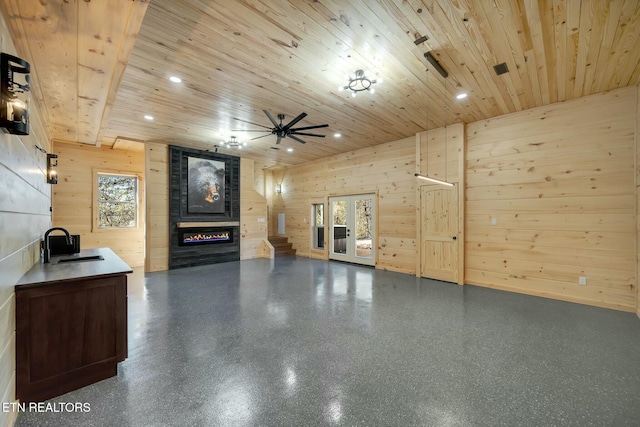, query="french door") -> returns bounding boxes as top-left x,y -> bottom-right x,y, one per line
329,194 -> 375,266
